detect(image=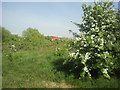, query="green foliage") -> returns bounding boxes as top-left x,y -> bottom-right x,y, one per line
22,28 -> 45,41
0,26 -> 1,38
22,28 -> 43,46
55,48 -> 66,57
64,1 -> 120,79
2,27 -> 119,88
2,2 -> 120,87
2,27 -> 57,52
0,27 -> 12,42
